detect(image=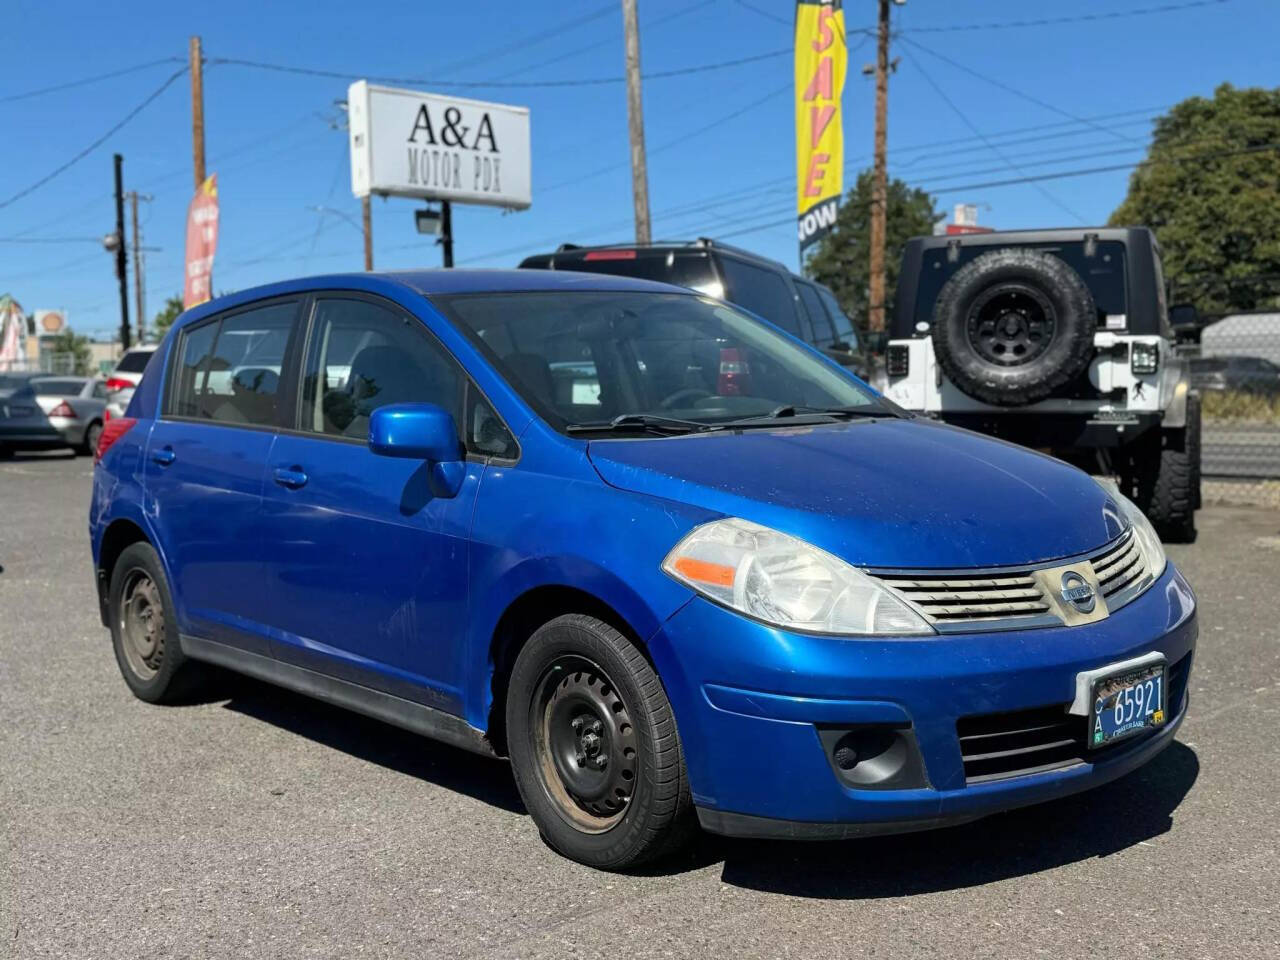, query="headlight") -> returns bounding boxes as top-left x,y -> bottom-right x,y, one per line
661,518 -> 933,636
1094,478 -> 1167,581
